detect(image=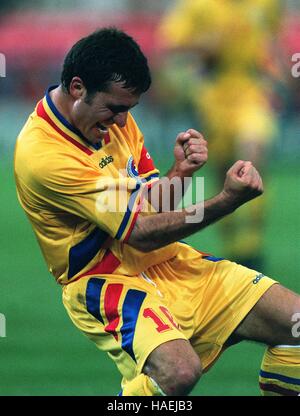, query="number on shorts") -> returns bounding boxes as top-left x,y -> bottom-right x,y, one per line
143,306 -> 179,333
